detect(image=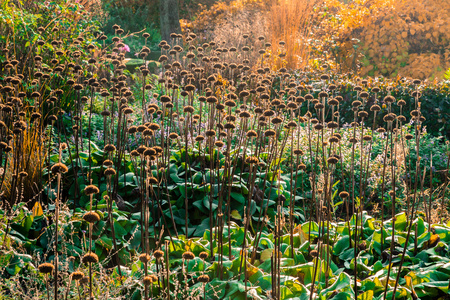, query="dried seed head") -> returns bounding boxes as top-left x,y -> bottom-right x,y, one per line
71,270 -> 84,281
327,156 -> 339,164
82,252 -> 99,264
198,274 -> 210,283
51,162 -> 68,174
84,185 -> 99,195
153,250 -> 164,260
83,211 -> 100,223
182,251 -> 195,260
104,144 -> 116,152
143,275 -> 157,286
245,156 -> 259,164
339,191 -> 349,198
199,251 -> 208,260
104,168 -> 116,176
139,253 -> 151,263
38,263 -> 54,274
310,250 -> 318,257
